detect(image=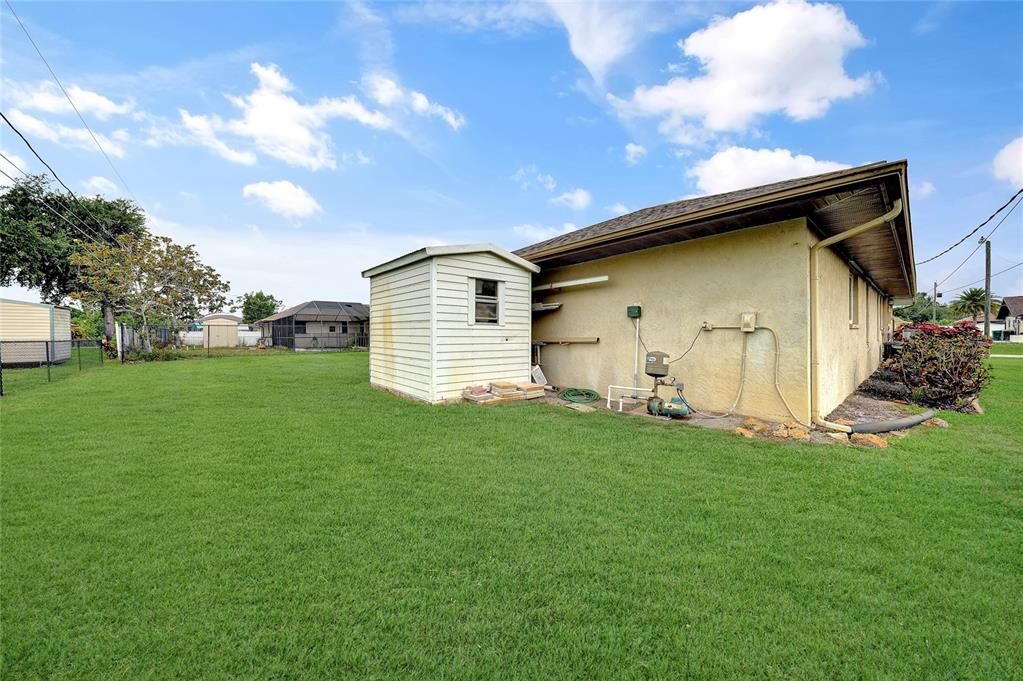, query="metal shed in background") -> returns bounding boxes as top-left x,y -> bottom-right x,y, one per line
0,298 -> 73,365
256,300 -> 369,350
